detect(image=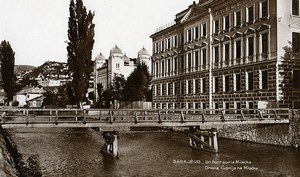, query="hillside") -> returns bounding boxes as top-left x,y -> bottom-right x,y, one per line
15,65 -> 36,73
